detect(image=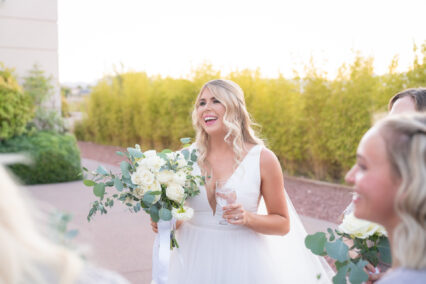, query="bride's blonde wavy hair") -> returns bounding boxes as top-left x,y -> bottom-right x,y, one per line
377,113 -> 426,269
191,79 -> 264,171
